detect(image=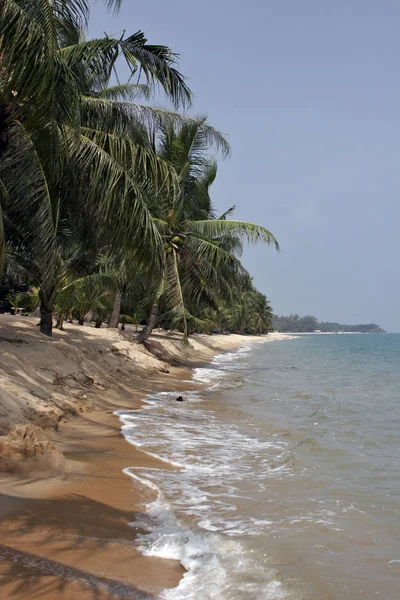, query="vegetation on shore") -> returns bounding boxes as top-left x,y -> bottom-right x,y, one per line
272,314 -> 386,333
0,0 -> 278,341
